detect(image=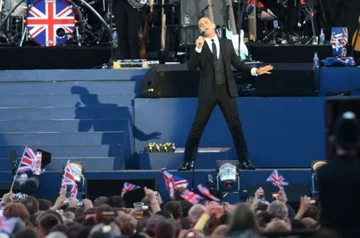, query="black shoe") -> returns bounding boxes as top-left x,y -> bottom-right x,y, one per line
240,161 -> 256,170
177,161 -> 193,171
